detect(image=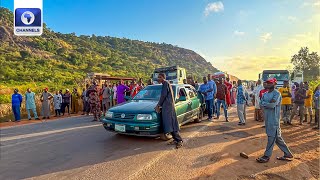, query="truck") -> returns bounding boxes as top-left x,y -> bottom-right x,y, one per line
152,65 -> 187,84
259,70 -> 290,88
291,71 -> 304,84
